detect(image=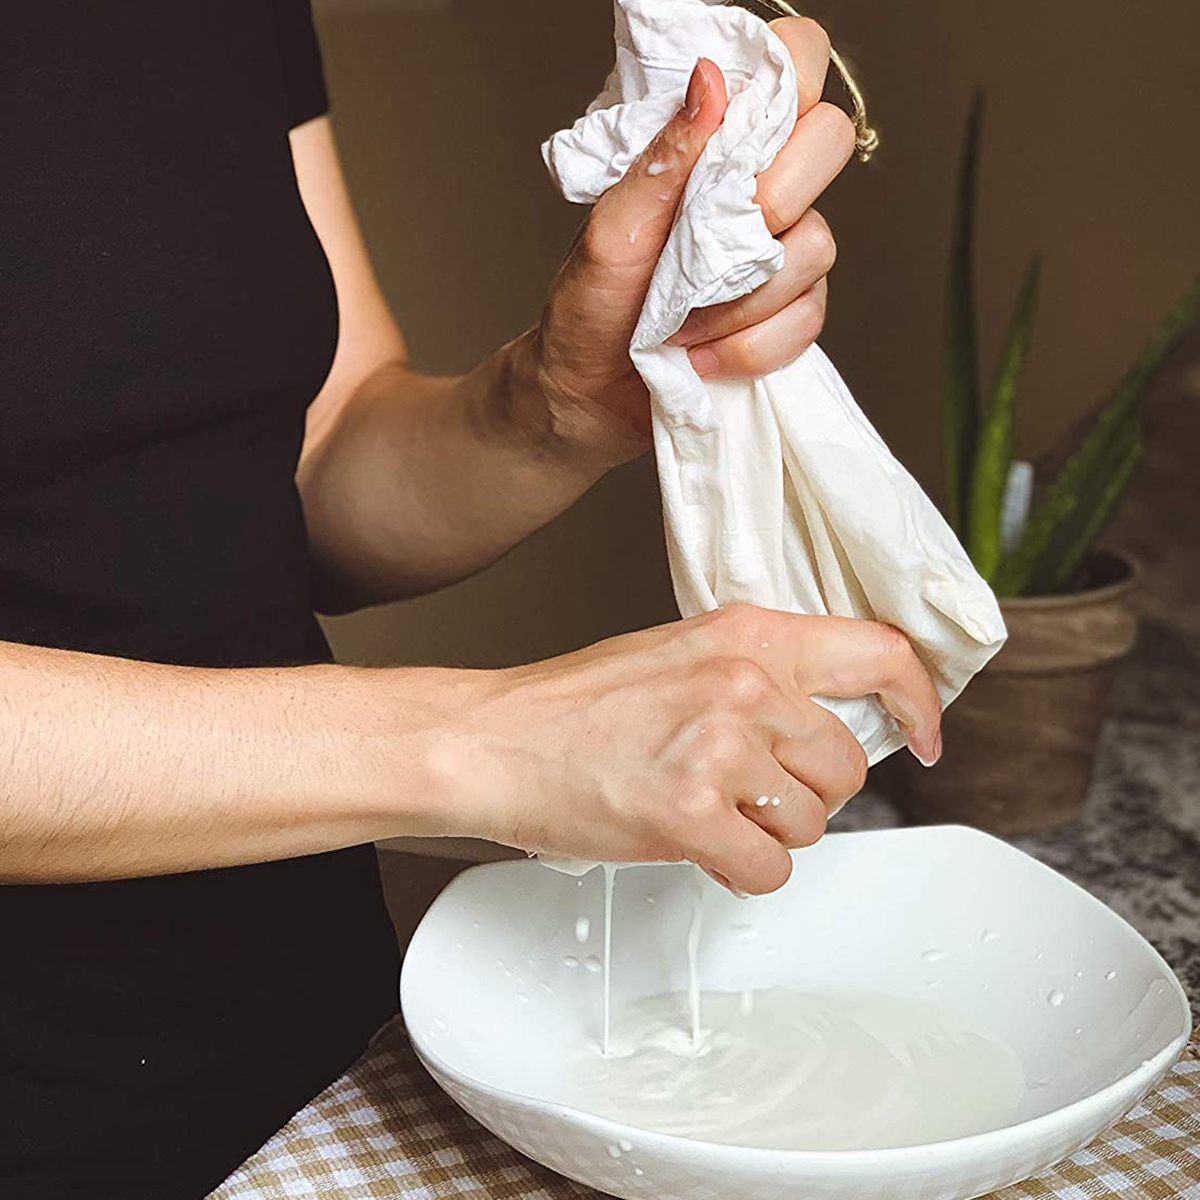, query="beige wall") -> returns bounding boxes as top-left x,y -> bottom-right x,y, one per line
313,0 -> 1200,668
